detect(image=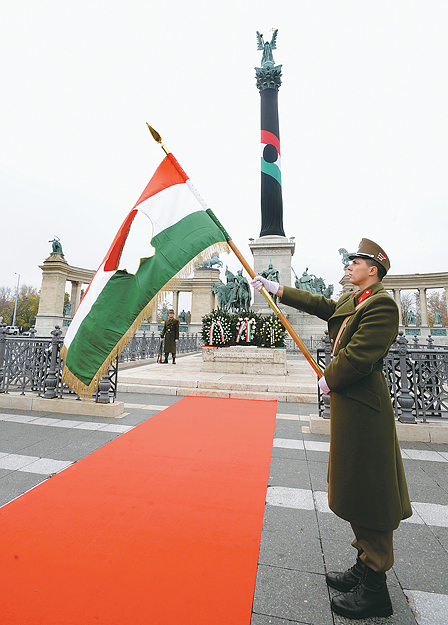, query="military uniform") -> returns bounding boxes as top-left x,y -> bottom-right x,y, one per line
273,239 -> 412,619
280,281 -> 412,533
161,314 -> 179,363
